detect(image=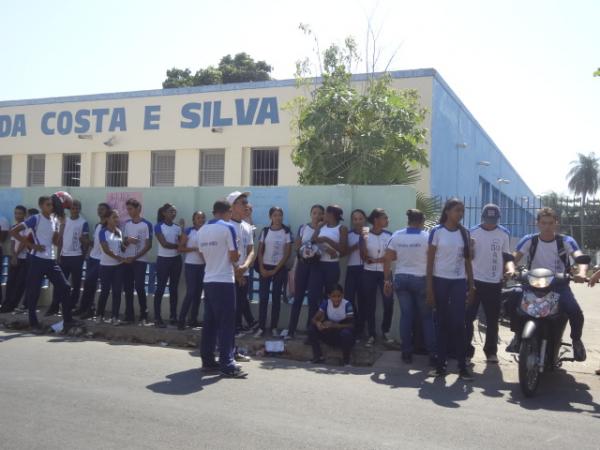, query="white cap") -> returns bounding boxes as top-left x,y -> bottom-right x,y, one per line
226,191 -> 251,206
